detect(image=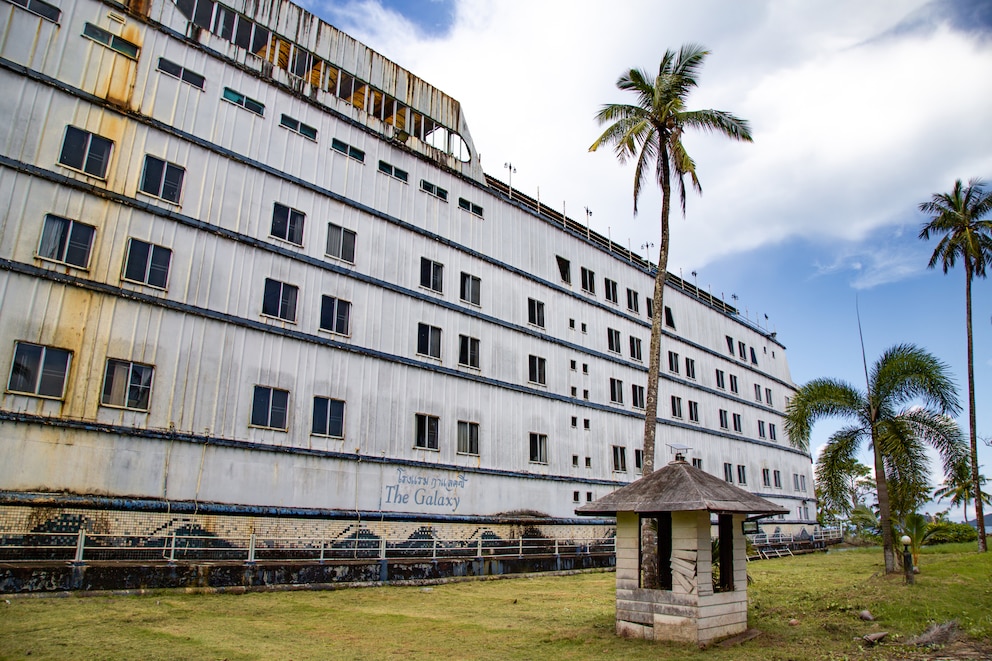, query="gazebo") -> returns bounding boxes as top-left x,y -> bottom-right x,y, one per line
577,456 -> 787,645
